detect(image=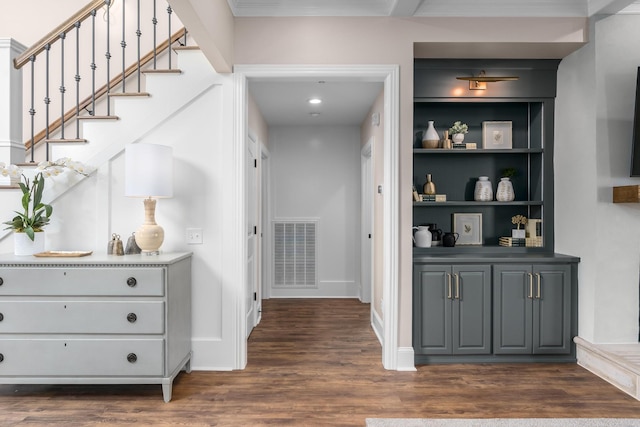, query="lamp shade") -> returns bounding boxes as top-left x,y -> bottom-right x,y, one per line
125,143 -> 173,198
